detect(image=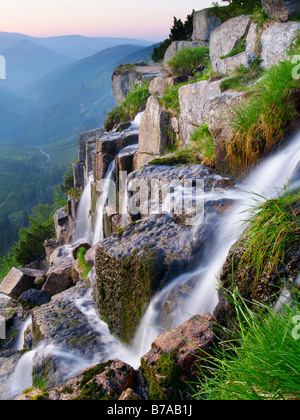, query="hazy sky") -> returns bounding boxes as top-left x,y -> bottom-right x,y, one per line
1,0 -> 217,41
